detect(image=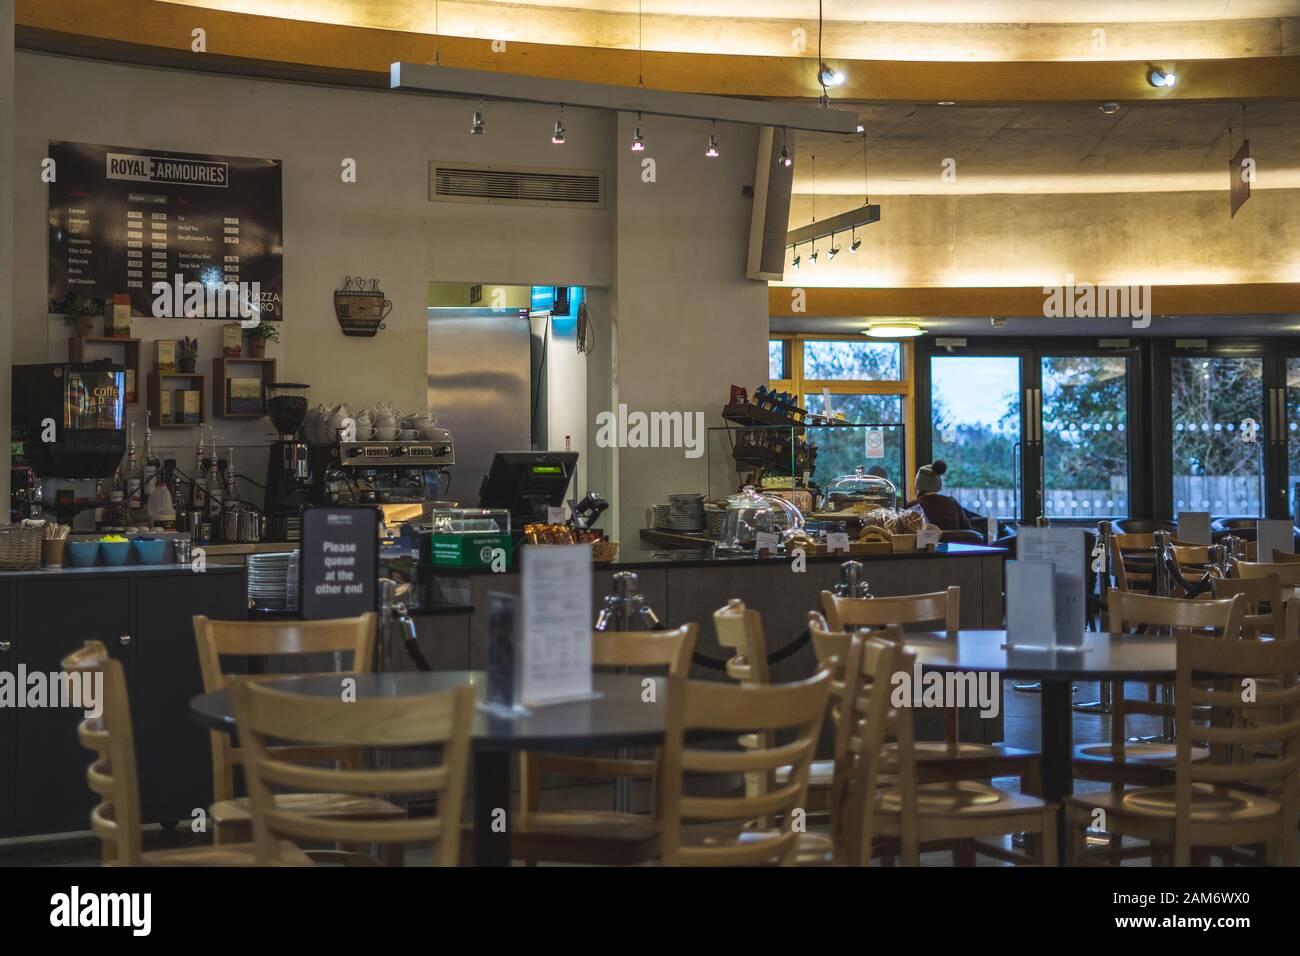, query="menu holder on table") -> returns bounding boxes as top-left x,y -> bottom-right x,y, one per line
1006,526 -> 1089,652
297,506 -> 379,620
1257,519 -> 1294,562
1177,511 -> 1211,545
483,592 -> 526,715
